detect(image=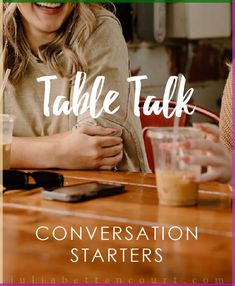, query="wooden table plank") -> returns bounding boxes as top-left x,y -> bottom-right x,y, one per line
3,171 -> 232,283
3,172 -> 232,235
3,207 -> 232,284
